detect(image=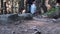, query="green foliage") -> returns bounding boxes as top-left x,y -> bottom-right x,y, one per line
45,7 -> 59,16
